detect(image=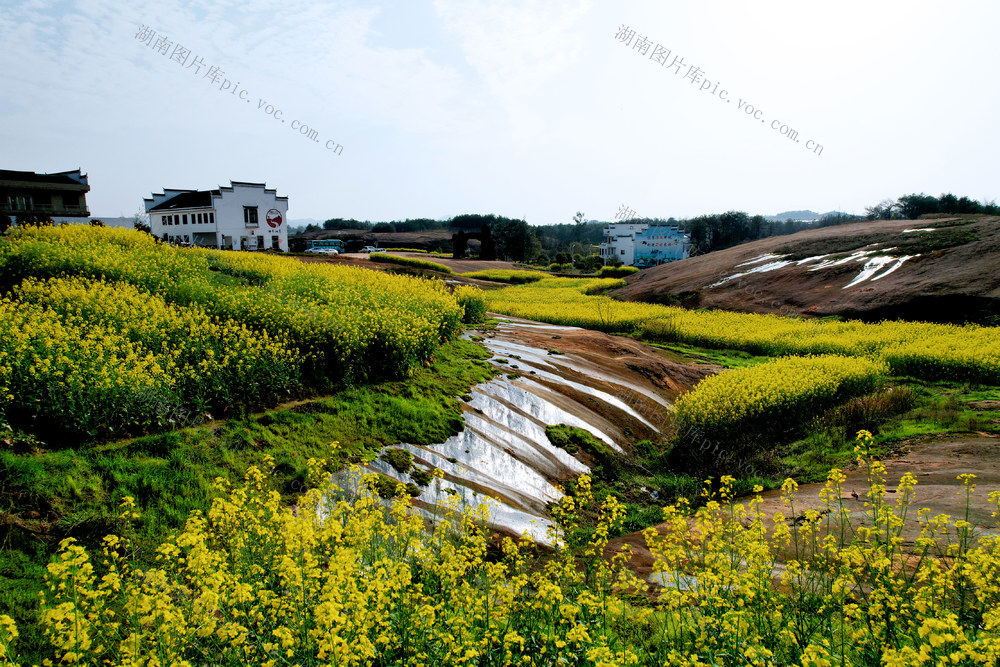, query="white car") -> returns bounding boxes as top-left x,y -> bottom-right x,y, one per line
361,246 -> 385,253
306,247 -> 339,255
